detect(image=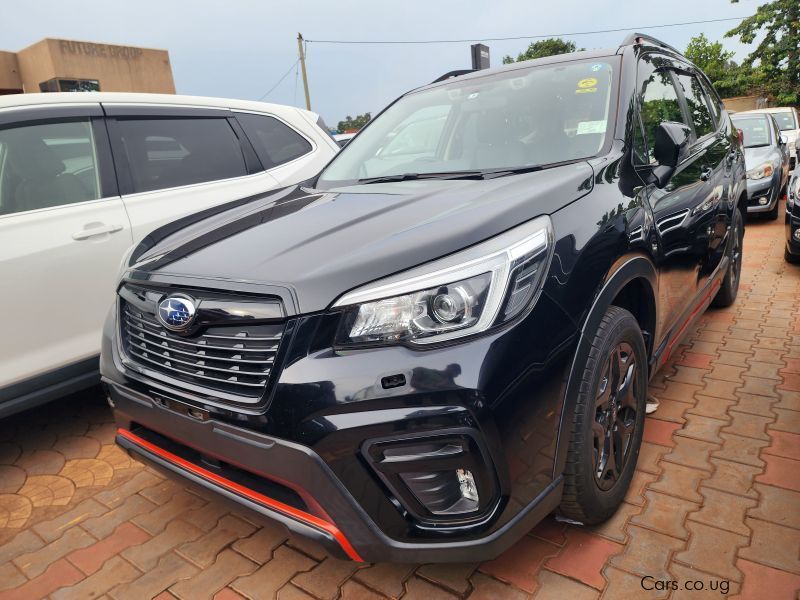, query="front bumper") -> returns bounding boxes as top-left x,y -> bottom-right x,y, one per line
746,175 -> 780,213
108,380 -> 563,562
